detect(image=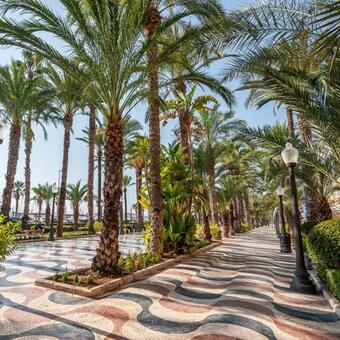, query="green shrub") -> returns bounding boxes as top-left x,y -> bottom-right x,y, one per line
306,219 -> 340,269
94,221 -> 102,233
301,220 -> 318,235
316,264 -> 340,300
195,223 -> 221,240
238,224 -> 252,233
0,215 -> 21,260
